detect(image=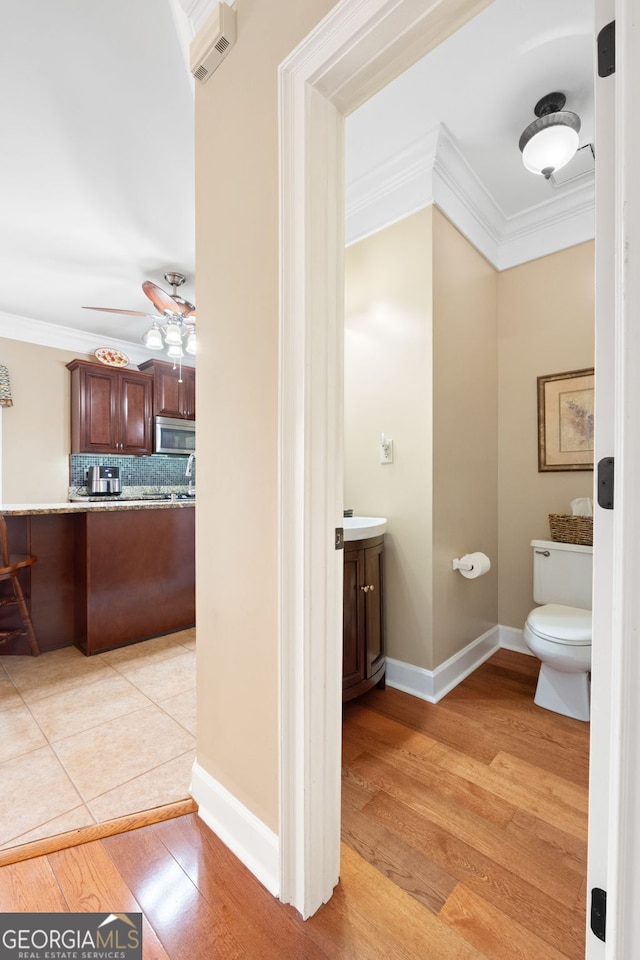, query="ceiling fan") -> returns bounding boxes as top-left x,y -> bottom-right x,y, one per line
83,272 -> 196,358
